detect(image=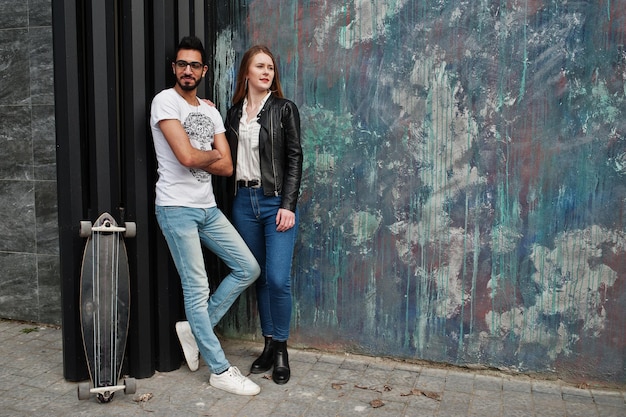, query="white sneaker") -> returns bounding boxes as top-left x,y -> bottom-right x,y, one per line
175,321 -> 199,372
209,366 -> 261,396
